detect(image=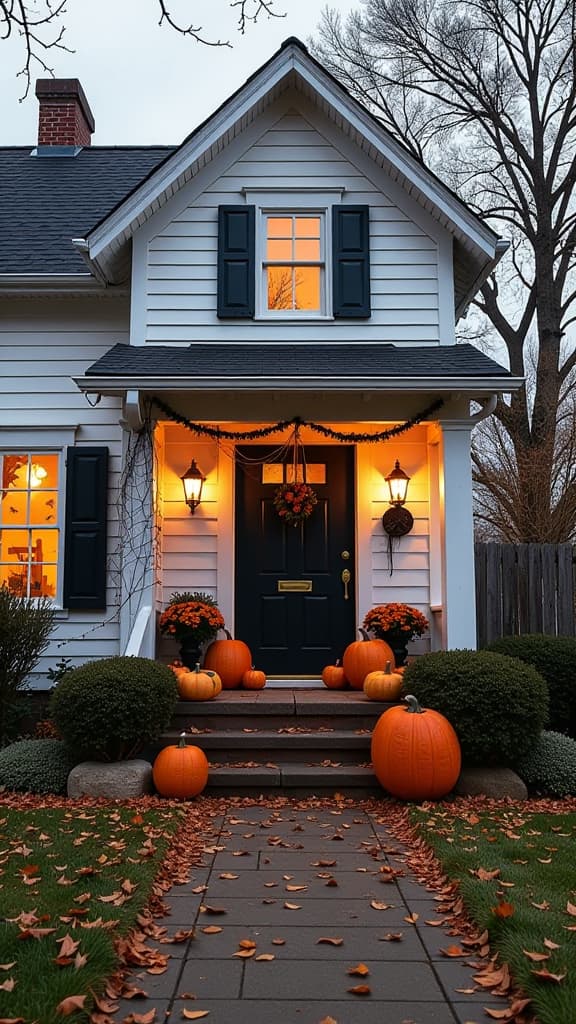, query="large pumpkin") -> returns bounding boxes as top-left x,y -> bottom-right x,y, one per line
178,663 -> 222,701
153,733 -> 209,798
343,628 -> 394,690
363,661 -> 403,702
321,659 -> 347,689
371,694 -> 461,800
204,630 -> 252,689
